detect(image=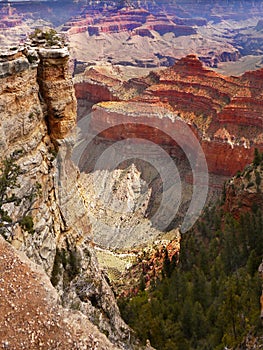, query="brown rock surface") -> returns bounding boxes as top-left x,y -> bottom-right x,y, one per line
74,66 -> 122,104
37,47 -> 77,142
0,236 -> 121,350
